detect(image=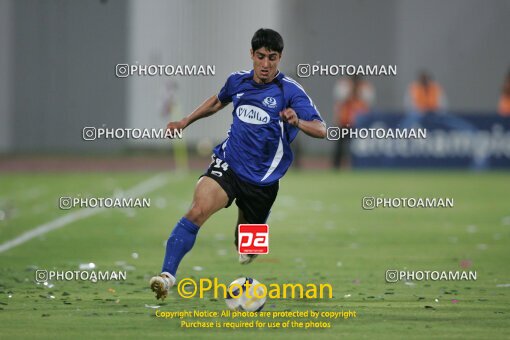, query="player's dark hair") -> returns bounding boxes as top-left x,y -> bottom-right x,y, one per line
251,28 -> 284,53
